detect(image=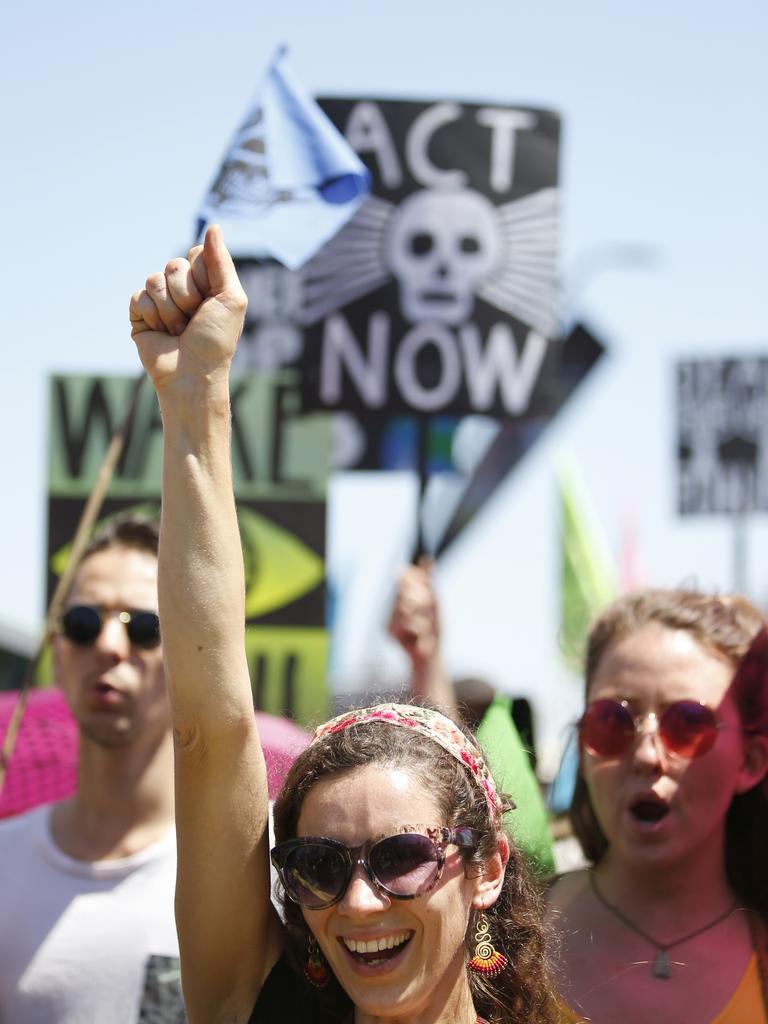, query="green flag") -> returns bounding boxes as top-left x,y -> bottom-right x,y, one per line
477,695 -> 555,876
558,461 -> 615,674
